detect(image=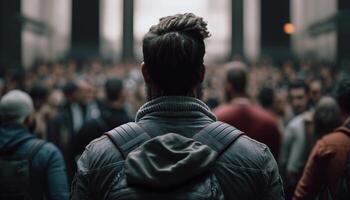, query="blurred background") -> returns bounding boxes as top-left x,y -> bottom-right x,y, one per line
1,0 -> 350,68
